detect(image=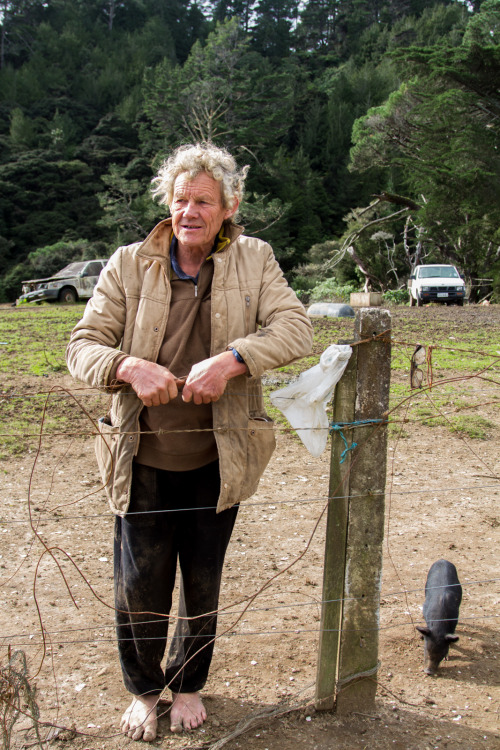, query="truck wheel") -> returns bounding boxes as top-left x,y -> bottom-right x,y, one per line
456,299 -> 464,306
59,287 -> 77,304
409,295 -> 416,307
416,294 -> 423,307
